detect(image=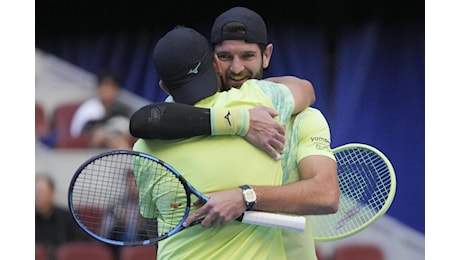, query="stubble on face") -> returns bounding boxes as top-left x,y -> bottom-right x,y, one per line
219,66 -> 264,91
214,41 -> 265,91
